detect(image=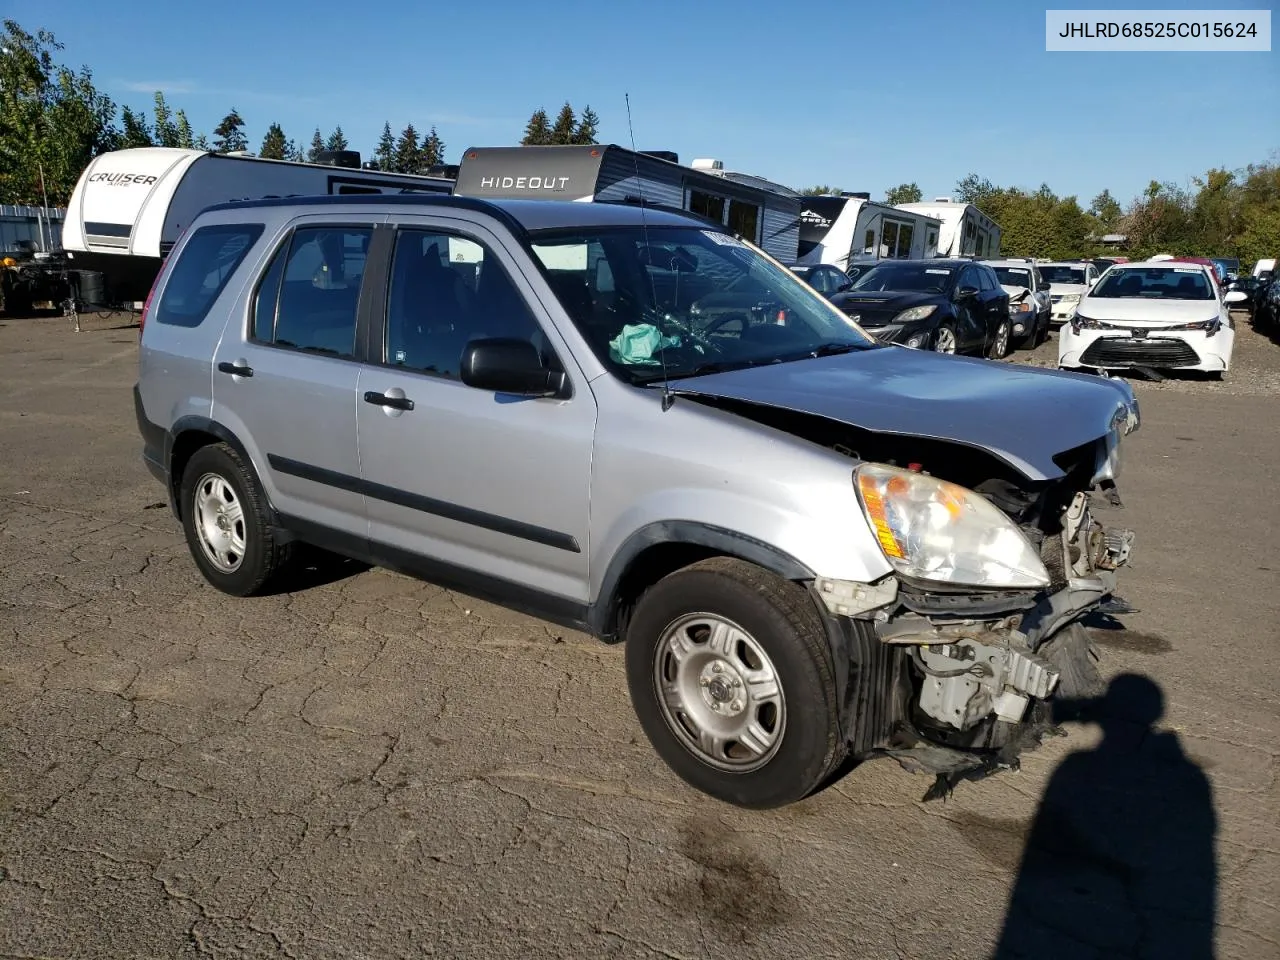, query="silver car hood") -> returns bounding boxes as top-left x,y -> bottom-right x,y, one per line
669,348 -> 1139,481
